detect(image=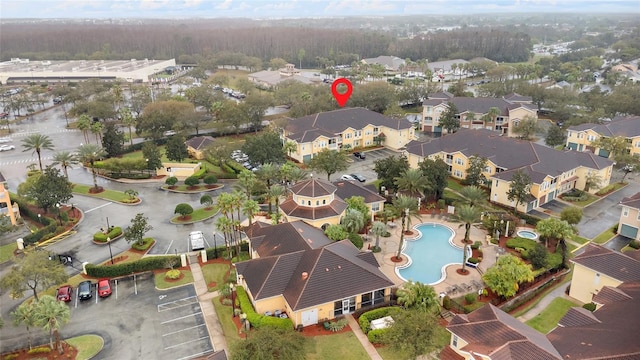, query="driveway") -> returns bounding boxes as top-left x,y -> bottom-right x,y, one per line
576,181 -> 640,239
540,199 -> 570,214
342,148 -> 399,184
